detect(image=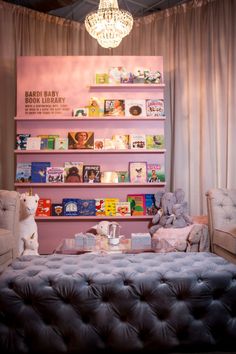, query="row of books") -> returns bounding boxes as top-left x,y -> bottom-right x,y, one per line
73,98 -> 165,118
16,162 -> 165,184
16,133 -> 165,151
95,67 -> 162,84
36,194 -> 158,217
